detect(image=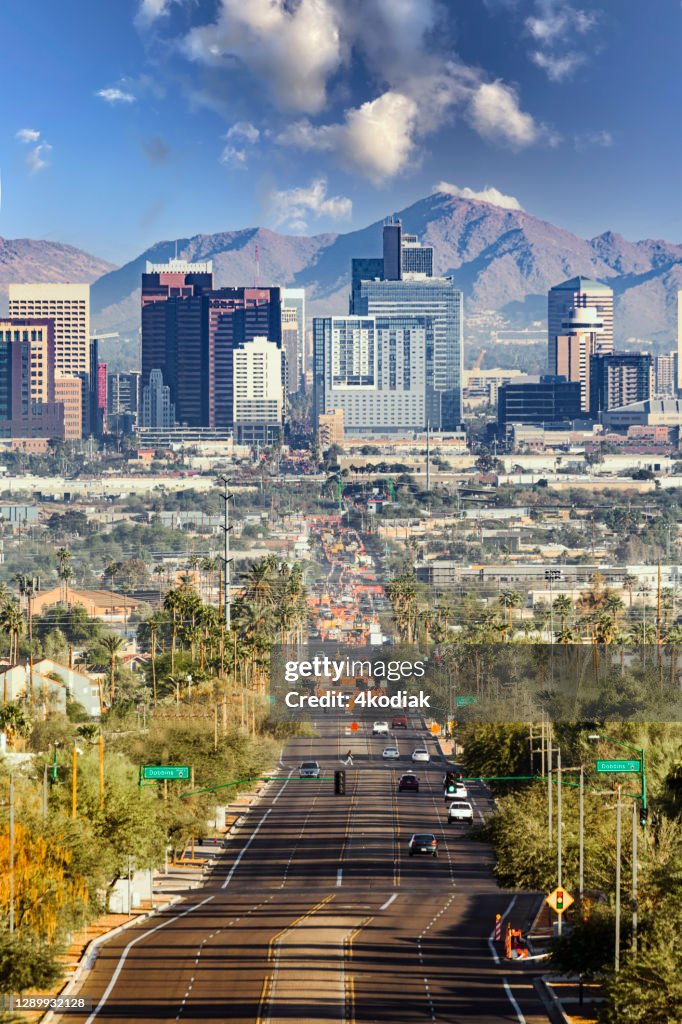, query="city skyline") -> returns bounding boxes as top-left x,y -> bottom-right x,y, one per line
1,0 -> 681,263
